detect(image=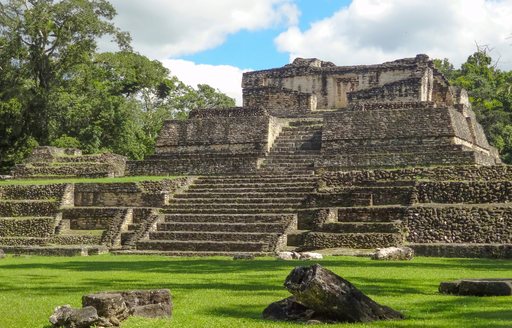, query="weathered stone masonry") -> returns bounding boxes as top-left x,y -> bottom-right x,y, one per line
128,54 -> 500,176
